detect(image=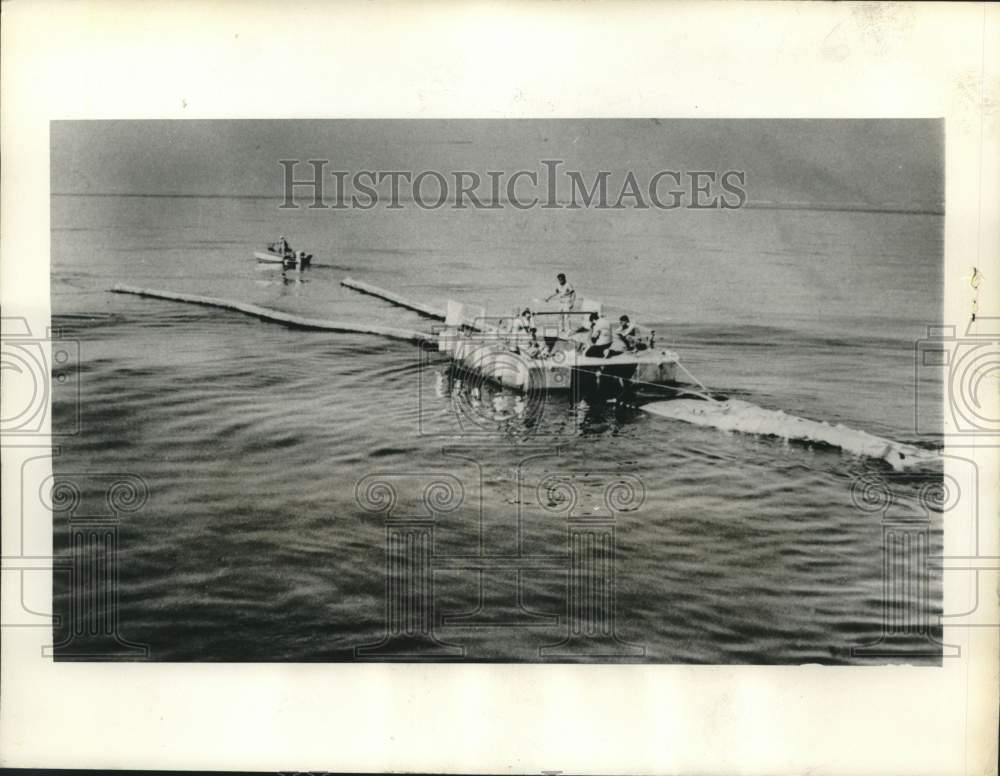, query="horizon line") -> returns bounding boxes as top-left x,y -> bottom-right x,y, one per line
50,191 -> 945,216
